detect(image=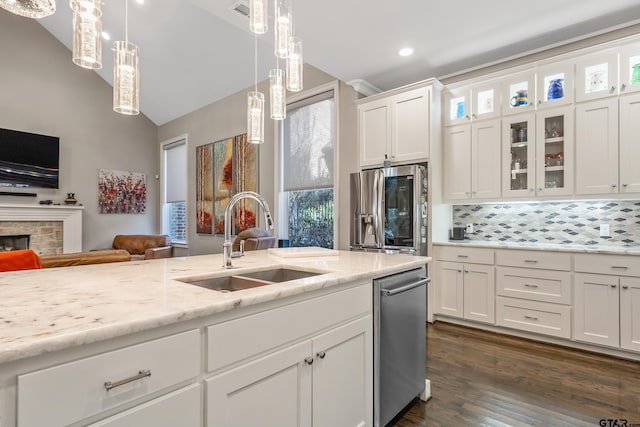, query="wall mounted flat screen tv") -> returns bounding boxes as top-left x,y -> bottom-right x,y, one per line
0,128 -> 60,189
